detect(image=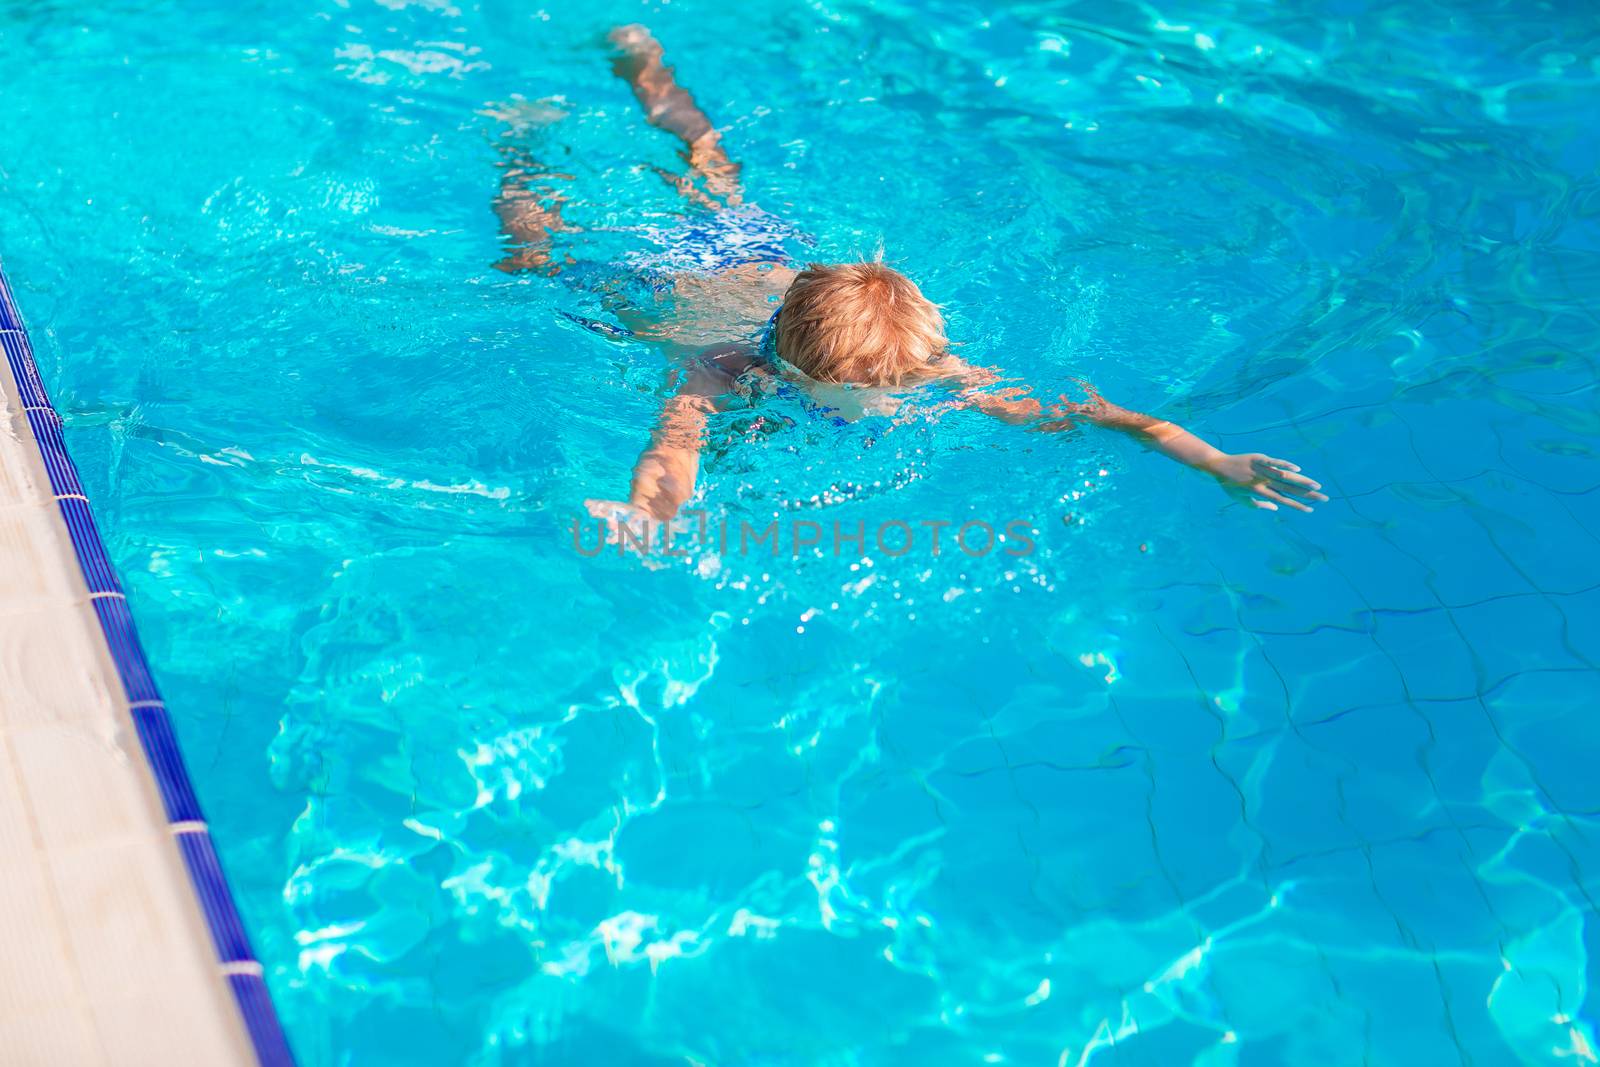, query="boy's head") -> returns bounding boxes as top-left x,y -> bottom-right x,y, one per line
774,262 -> 946,386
